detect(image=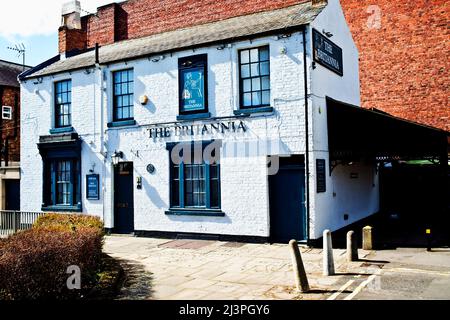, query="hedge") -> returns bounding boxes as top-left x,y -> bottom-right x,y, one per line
33,213 -> 104,233
0,214 -> 104,300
